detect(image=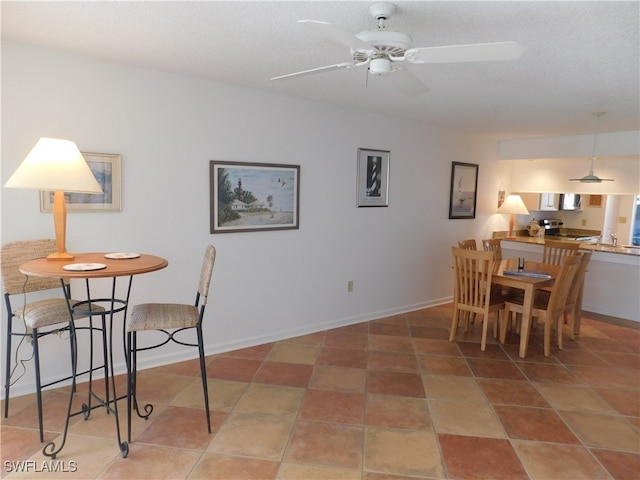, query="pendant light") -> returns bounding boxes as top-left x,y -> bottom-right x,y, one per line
569,112 -> 614,183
